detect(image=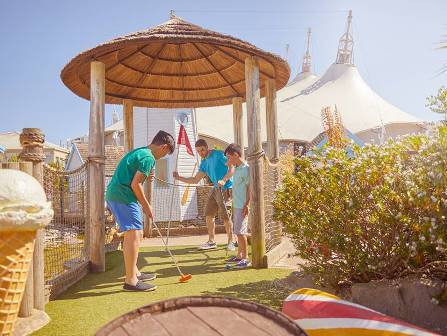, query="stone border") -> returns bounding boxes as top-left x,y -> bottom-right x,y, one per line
265,239 -> 291,268
13,309 -> 50,336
